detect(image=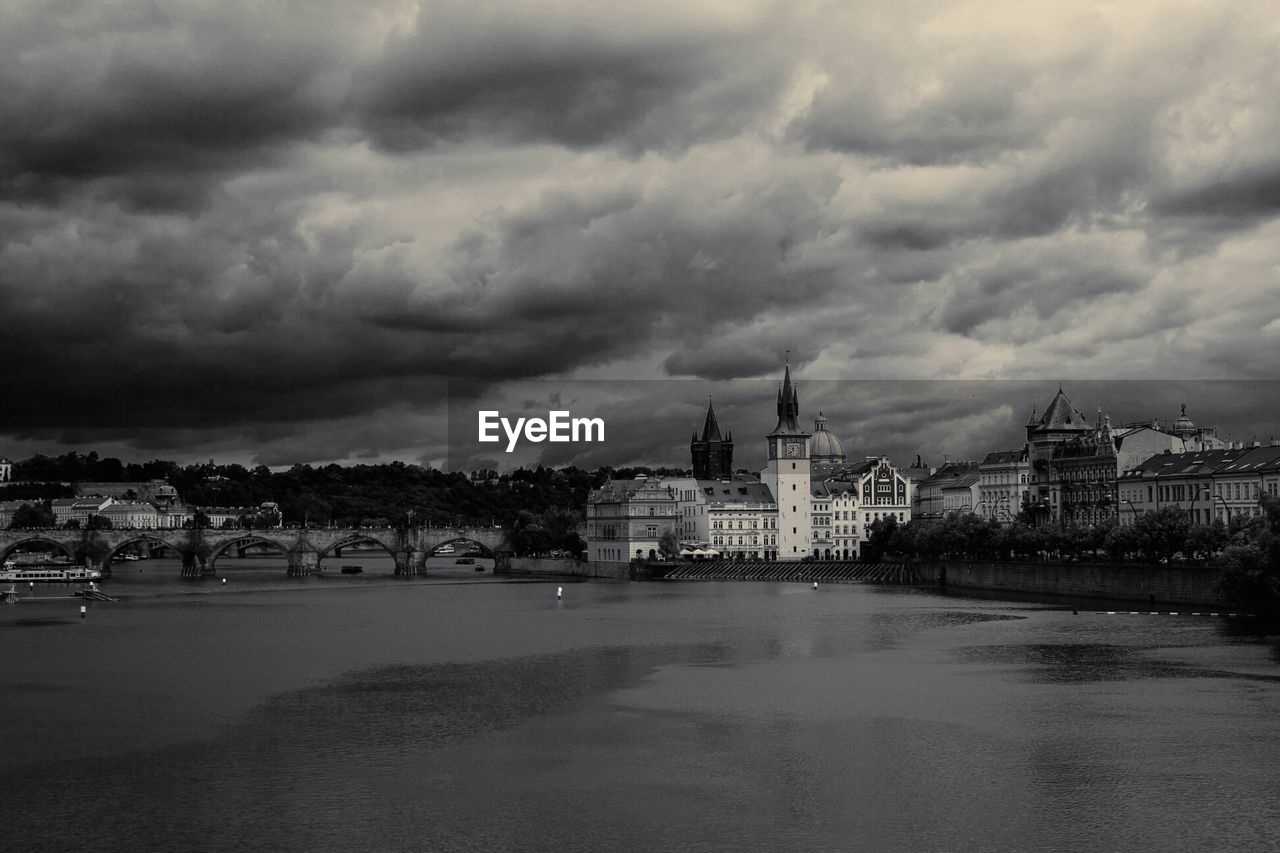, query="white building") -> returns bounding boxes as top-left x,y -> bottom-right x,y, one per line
52,497 -> 114,526
812,456 -> 913,559
761,362 -> 812,560
100,501 -> 162,529
703,480 -> 778,560
0,456 -> 11,482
